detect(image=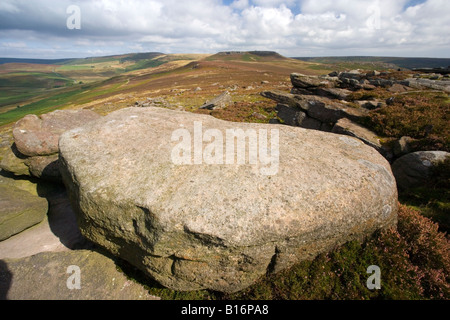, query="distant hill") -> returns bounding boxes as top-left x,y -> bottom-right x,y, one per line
293,56 -> 450,70
206,51 -> 288,62
0,58 -> 72,65
0,52 -> 165,66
